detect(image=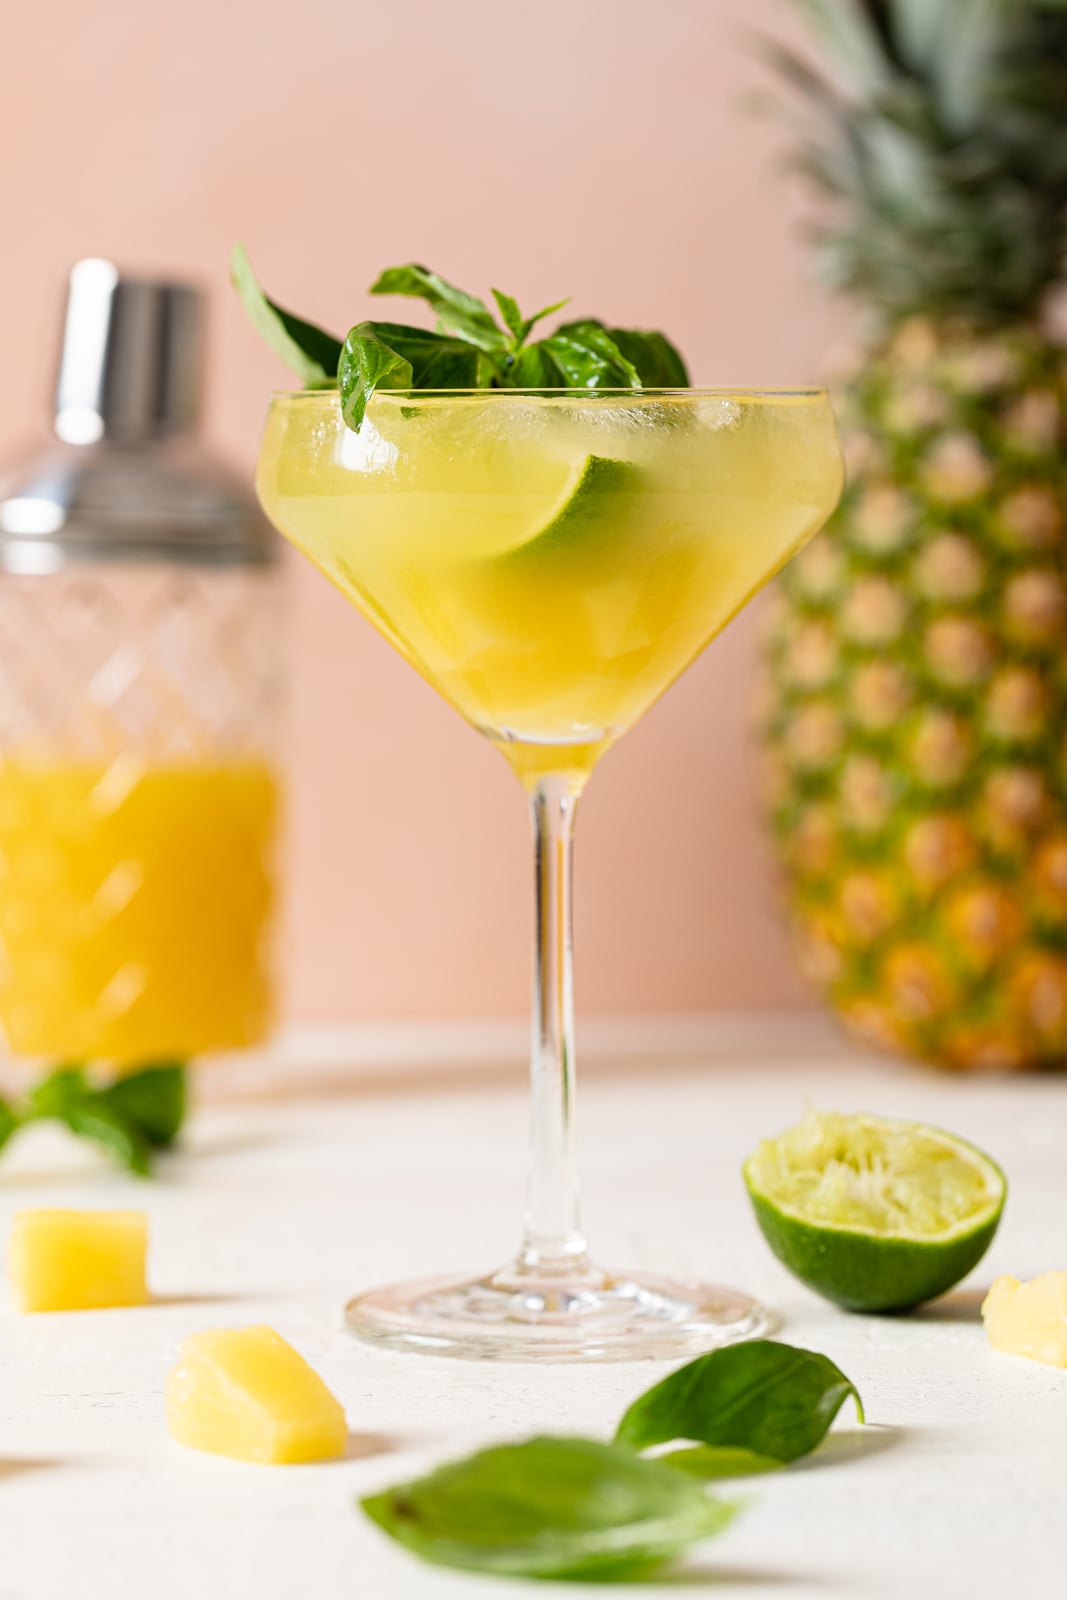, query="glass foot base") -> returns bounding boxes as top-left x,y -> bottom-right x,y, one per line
345,1263 -> 775,1362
